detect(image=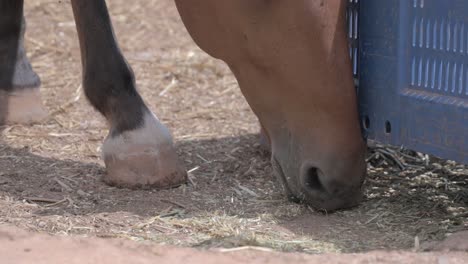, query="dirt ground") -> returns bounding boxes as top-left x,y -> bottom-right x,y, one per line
0,0 -> 467,262
1,227 -> 468,264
